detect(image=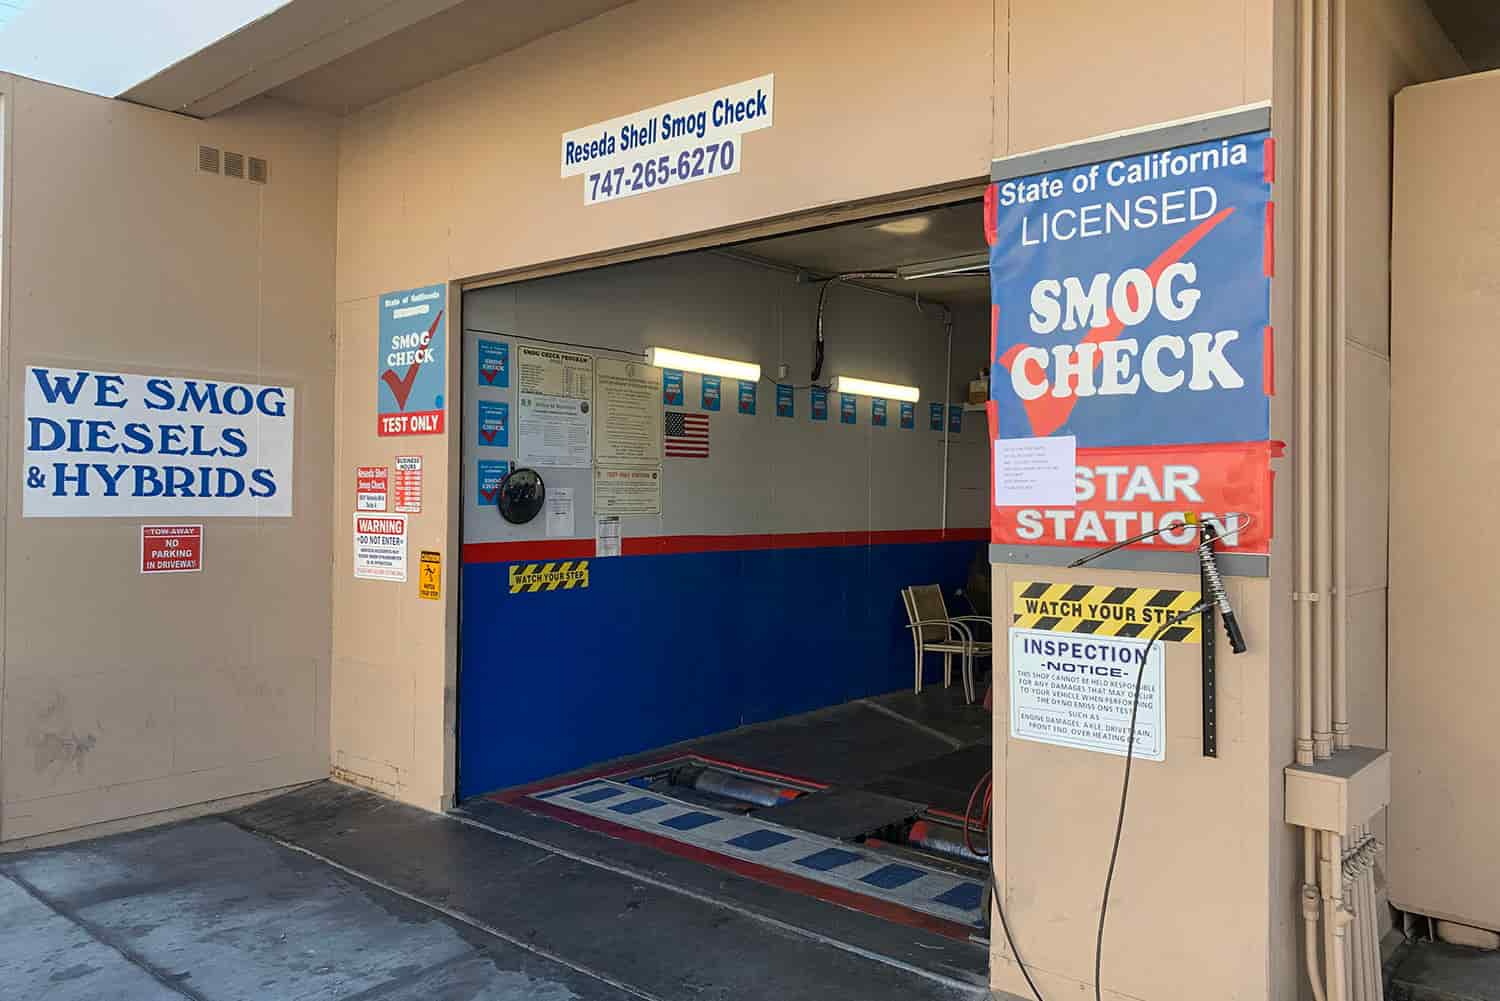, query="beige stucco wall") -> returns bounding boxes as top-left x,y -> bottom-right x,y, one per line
0,78 -> 340,842
991,566 -> 1279,1000
1390,67 -> 1500,934
329,0 -> 1280,818
1335,1 -> 1464,938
